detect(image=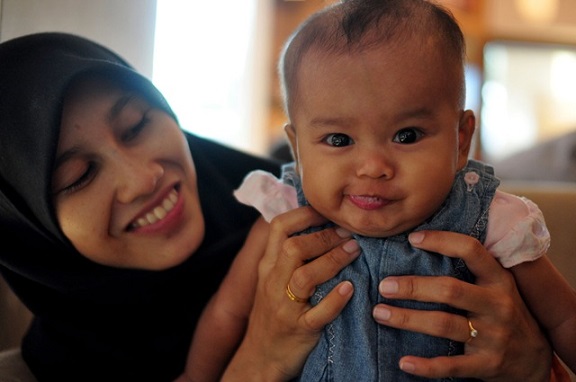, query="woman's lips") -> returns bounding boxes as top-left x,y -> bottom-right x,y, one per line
130,188 -> 179,229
